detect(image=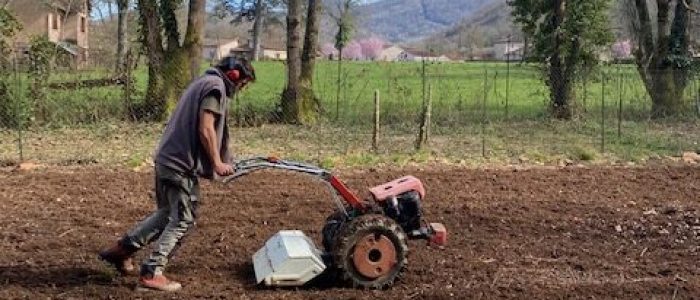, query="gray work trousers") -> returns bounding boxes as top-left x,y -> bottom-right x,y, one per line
123,163 -> 199,275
